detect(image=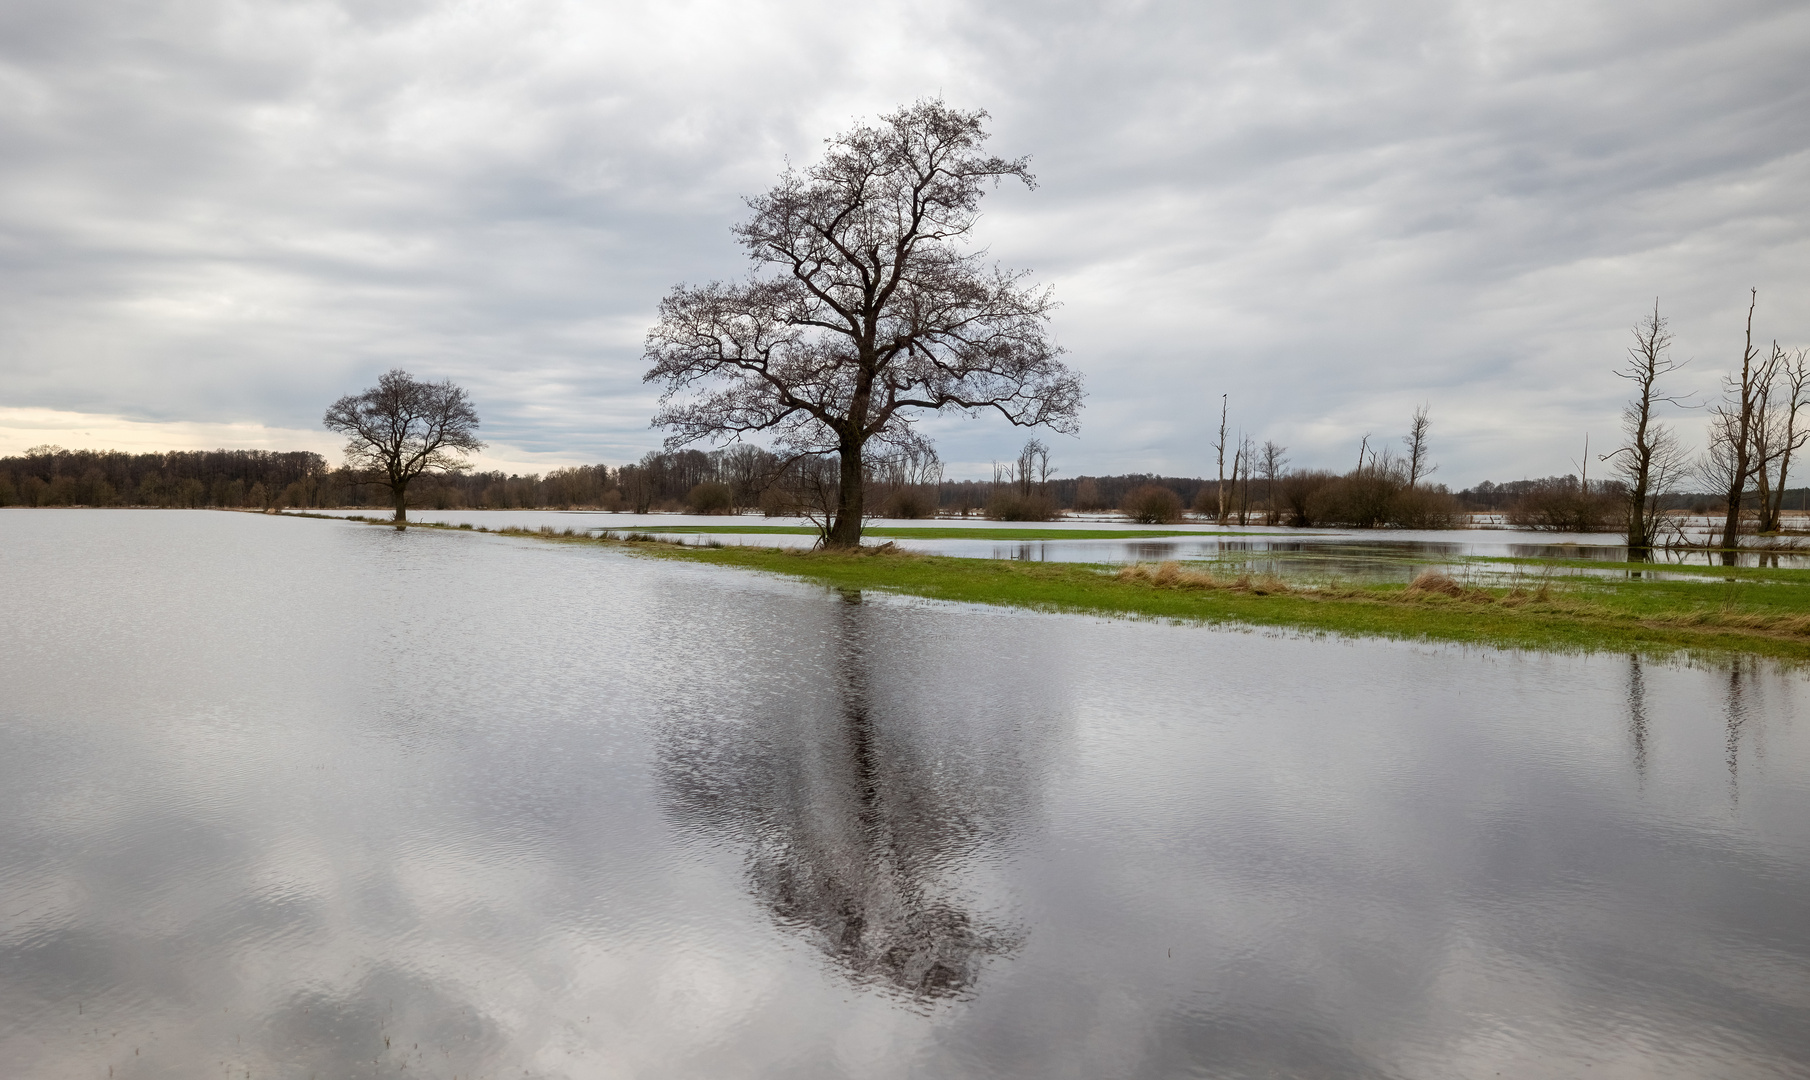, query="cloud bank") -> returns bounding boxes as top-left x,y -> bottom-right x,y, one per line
1,0 -> 1806,482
